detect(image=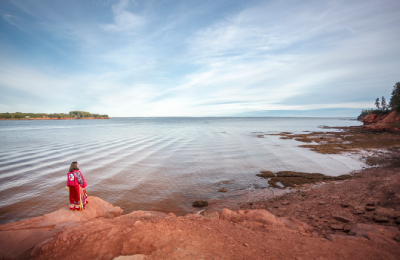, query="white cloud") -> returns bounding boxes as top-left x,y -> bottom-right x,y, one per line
102,0 -> 145,32
0,0 -> 399,116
